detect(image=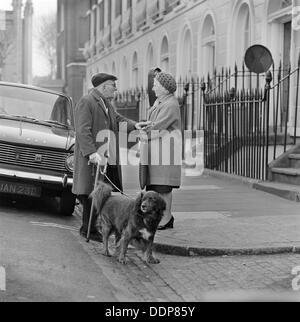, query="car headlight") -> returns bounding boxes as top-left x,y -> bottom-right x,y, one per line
65,154 -> 74,172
